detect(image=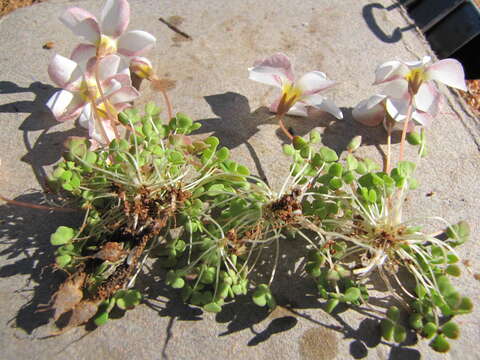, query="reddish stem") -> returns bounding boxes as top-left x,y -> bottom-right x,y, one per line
385,120 -> 393,174
399,99 -> 414,162
0,194 -> 79,212
161,90 -> 173,120
277,115 -> 293,140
